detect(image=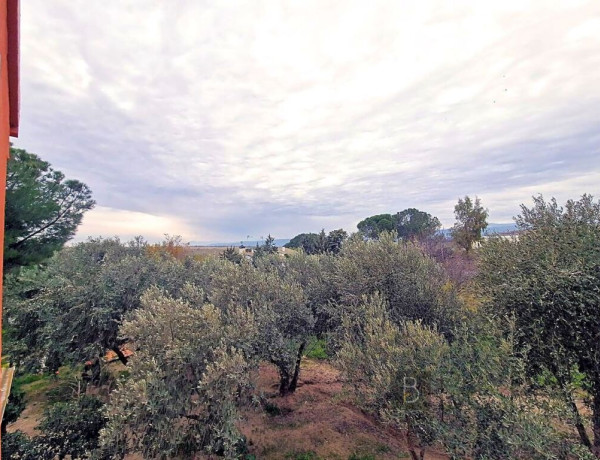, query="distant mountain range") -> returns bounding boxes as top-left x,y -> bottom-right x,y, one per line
190,224 -> 517,247
482,223 -> 518,234
439,223 -> 517,237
